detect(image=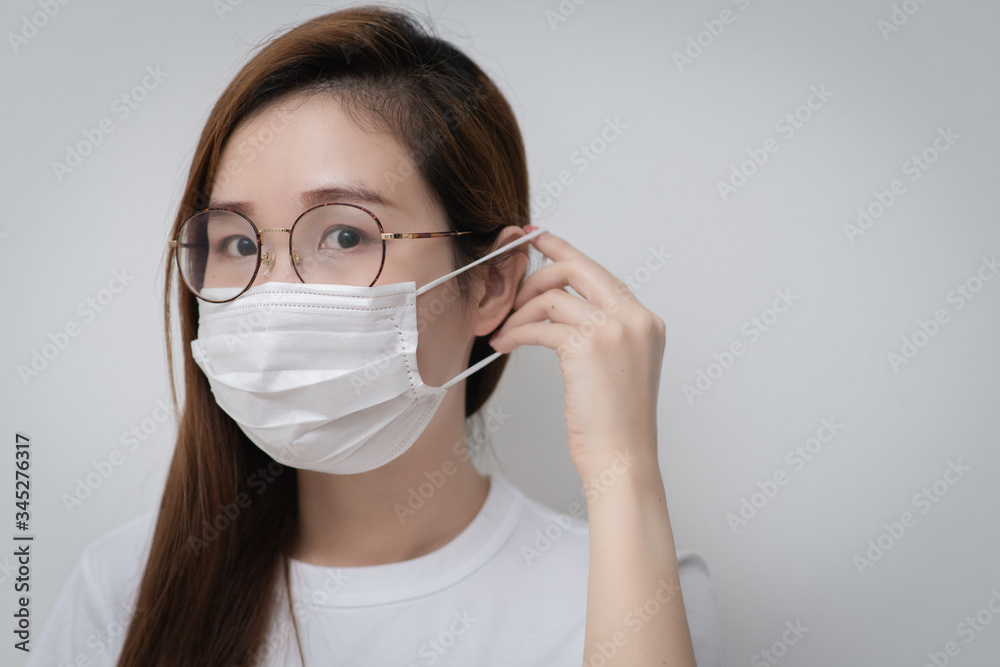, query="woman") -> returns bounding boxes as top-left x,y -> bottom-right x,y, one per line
30,5 -> 725,666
